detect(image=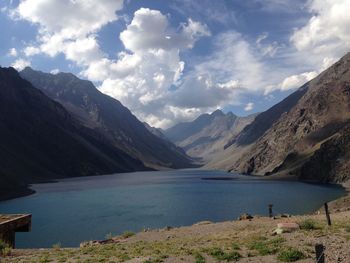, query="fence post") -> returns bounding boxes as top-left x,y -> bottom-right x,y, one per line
324,202 -> 331,226
268,204 -> 273,218
315,244 -> 325,263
